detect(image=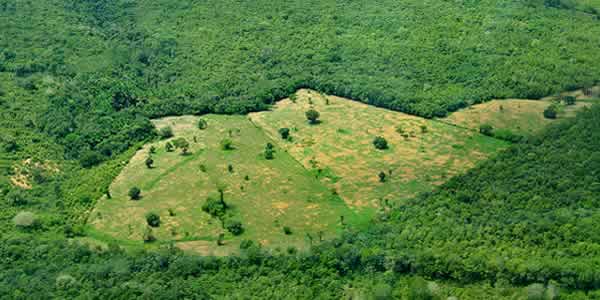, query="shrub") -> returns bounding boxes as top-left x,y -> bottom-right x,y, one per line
305,109 -> 320,124
240,239 -> 254,249
264,144 -> 275,160
172,137 -> 190,155
527,283 -> 546,300
145,156 -> 154,168
220,138 -> 234,150
158,126 -> 173,139
226,219 -> 244,235
165,142 -> 174,152
283,226 -> 292,235
128,187 -> 141,200
563,95 -> 576,106
373,136 -> 389,150
278,128 -> 290,139
197,118 -> 208,129
145,212 -> 161,227
6,189 -> 28,206
544,105 -> 558,119
378,171 -> 386,182
13,211 -> 39,229
479,124 -> 494,136
55,274 -> 77,290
